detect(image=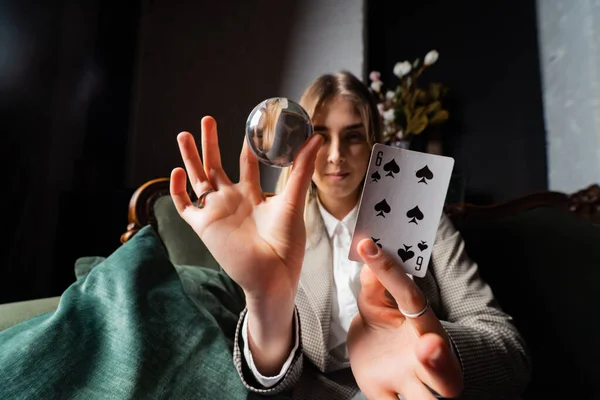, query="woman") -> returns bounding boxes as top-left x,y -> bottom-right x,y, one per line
170,71 -> 530,399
